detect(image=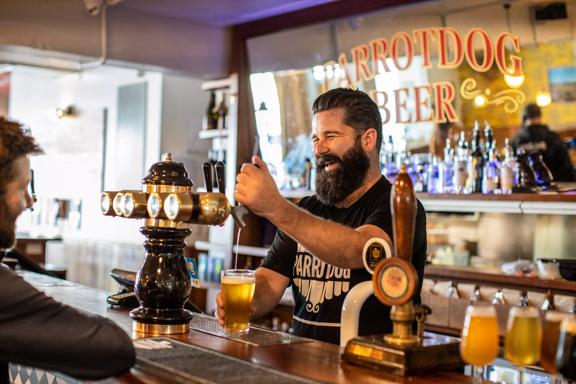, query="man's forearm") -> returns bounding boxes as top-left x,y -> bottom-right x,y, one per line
266,199 -> 388,269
